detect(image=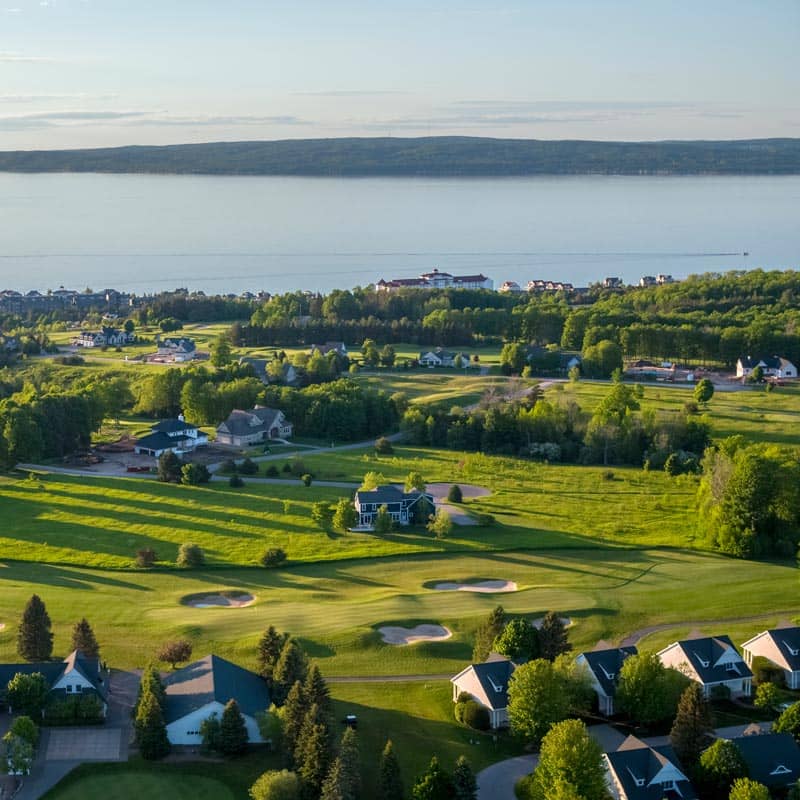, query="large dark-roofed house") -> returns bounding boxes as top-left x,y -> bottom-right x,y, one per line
134,417 -> 208,457
354,485 -> 434,528
0,650 -> 108,716
450,657 -> 515,729
162,654 -> 270,745
731,732 -> 800,789
604,735 -> 697,799
215,406 -> 293,446
575,643 -> 637,715
742,626 -> 800,689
